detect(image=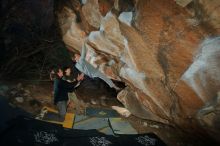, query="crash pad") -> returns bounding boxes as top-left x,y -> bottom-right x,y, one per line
36,106 -> 74,129
109,118 -> 137,134
117,133 -> 167,146
74,115 -> 114,135
85,107 -> 119,118
0,116 -> 167,146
